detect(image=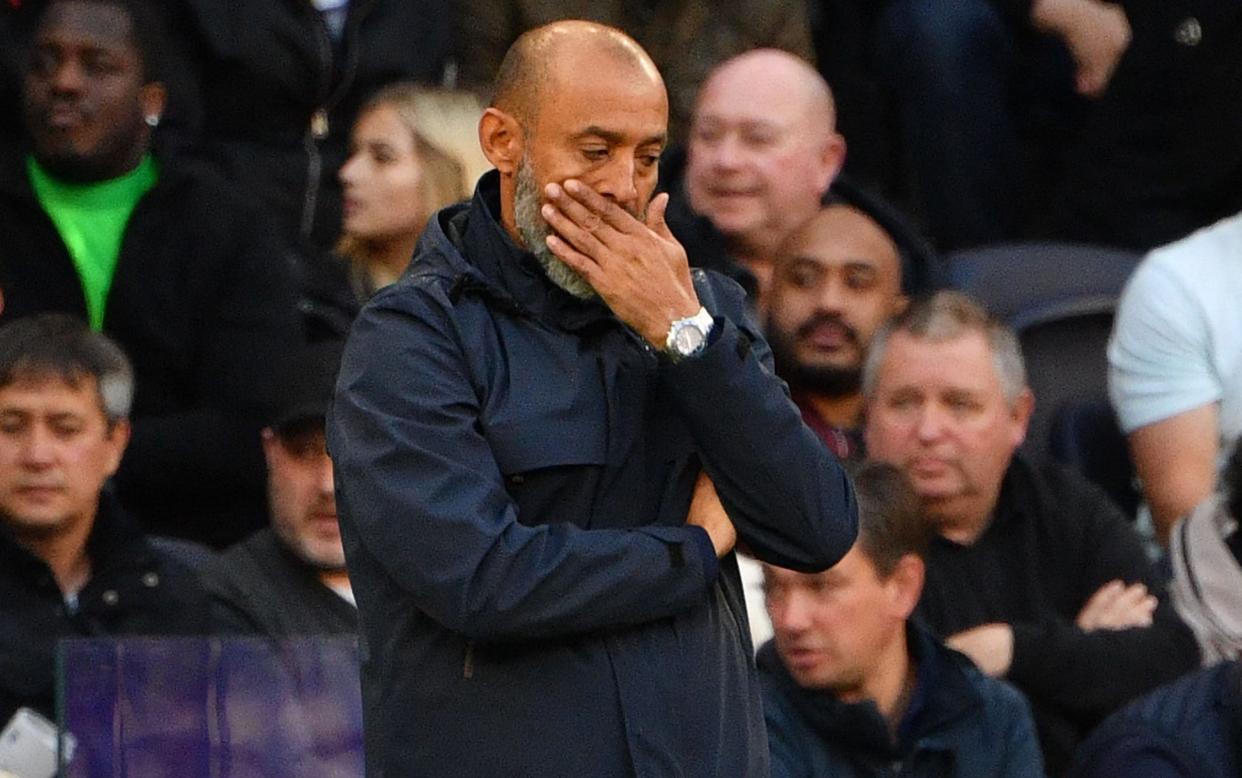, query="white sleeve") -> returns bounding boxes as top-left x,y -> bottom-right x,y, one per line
1108,256 -> 1218,433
